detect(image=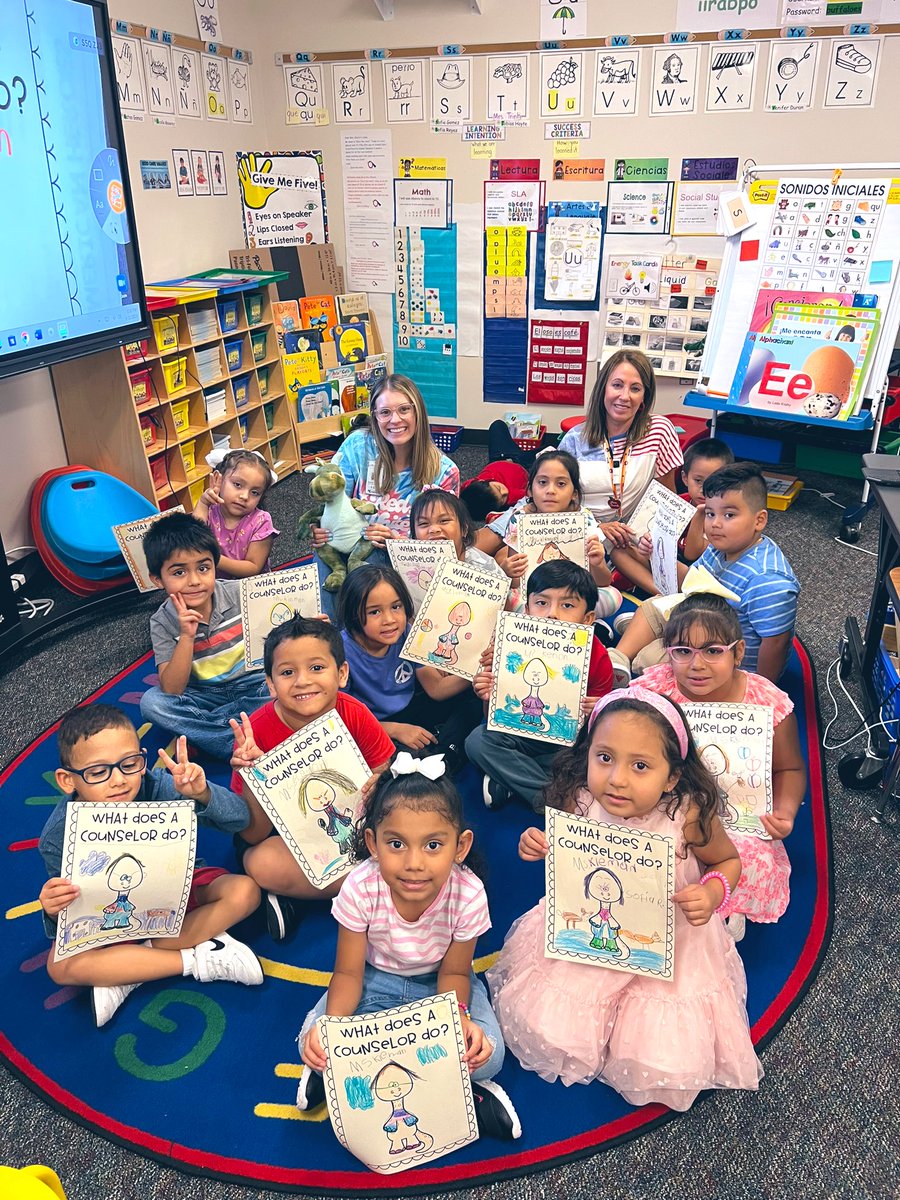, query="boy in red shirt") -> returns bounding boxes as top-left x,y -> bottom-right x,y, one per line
461,461 -> 529,523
